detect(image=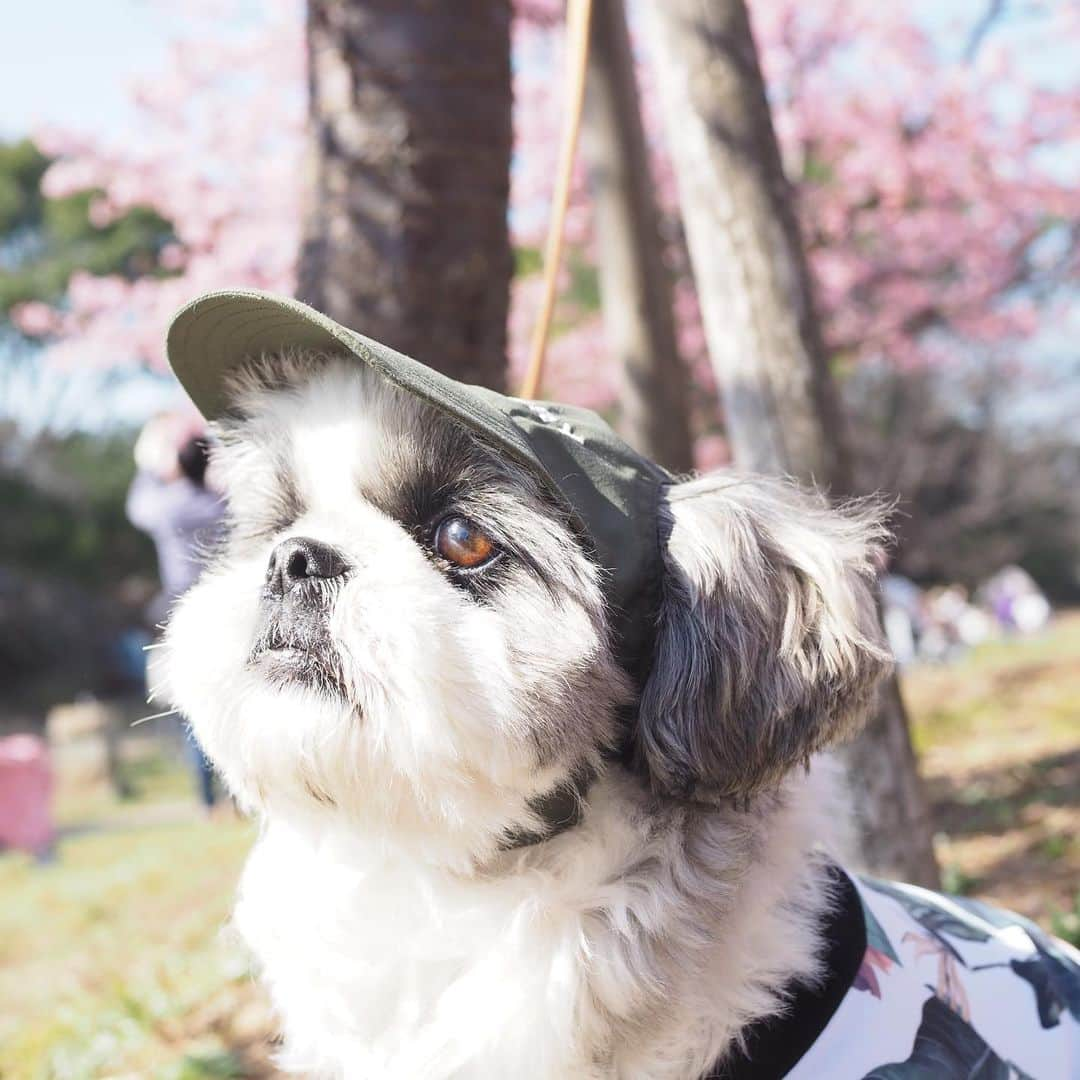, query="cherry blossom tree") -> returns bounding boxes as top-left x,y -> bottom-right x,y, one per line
14,0 -> 1079,434
17,0 -> 306,369
509,0 -> 1080,427
297,0 -> 514,388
